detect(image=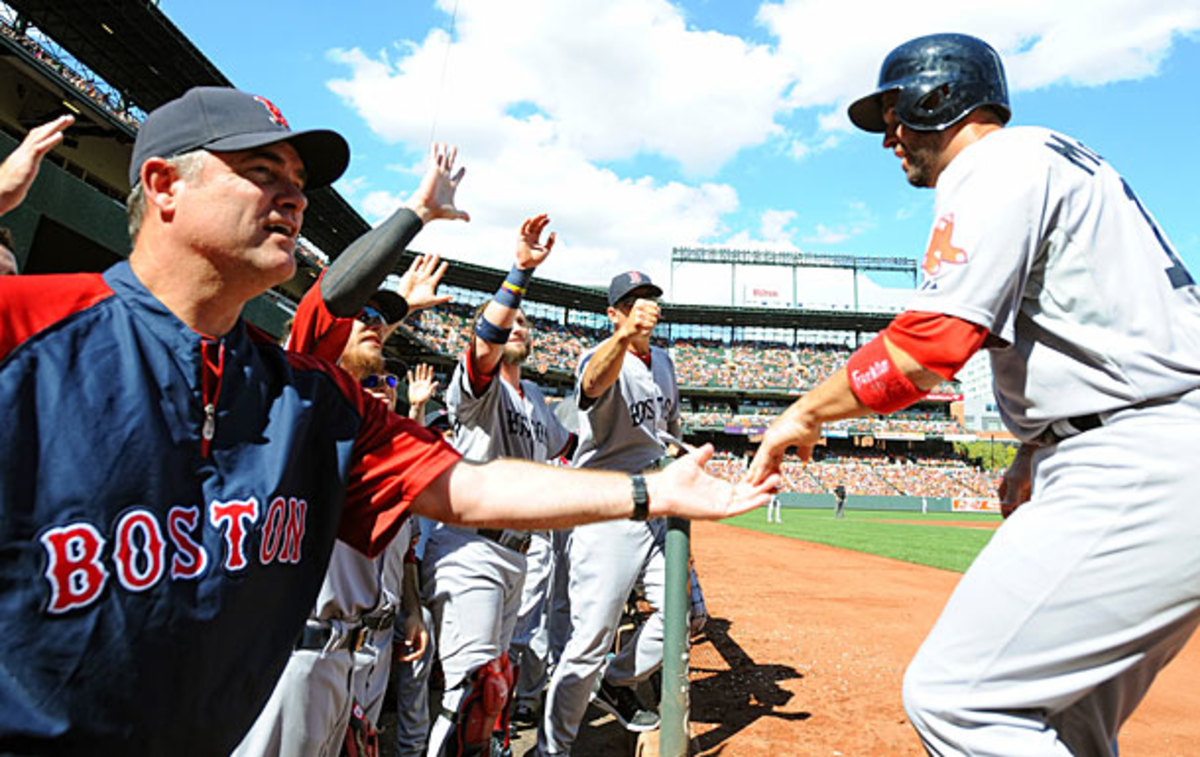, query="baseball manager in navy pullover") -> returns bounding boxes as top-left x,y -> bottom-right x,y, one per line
0,87 -> 777,756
